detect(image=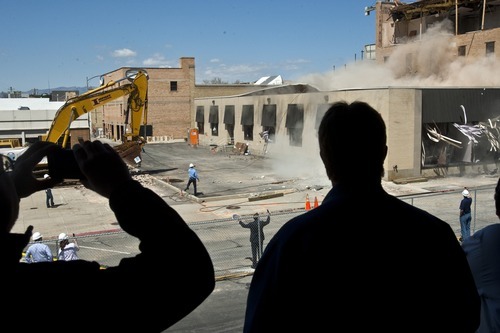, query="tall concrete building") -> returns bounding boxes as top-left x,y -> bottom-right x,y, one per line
375,0 -> 500,65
